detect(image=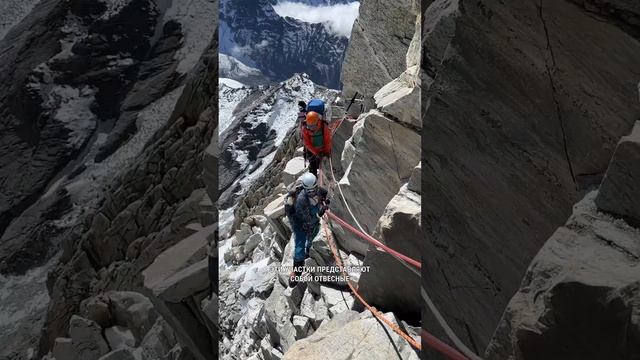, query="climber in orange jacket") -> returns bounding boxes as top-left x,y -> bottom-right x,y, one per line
301,111 -> 332,177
